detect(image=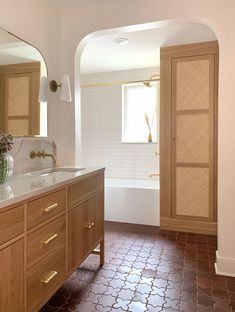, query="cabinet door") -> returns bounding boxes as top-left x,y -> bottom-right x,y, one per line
172,55 -> 215,221
68,199 -> 94,271
68,191 -> 104,272
160,41 -> 218,234
85,190 -> 104,251
94,191 -> 104,244
0,239 -> 24,312
0,62 -> 40,135
83,197 -> 96,253
68,202 -> 83,271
